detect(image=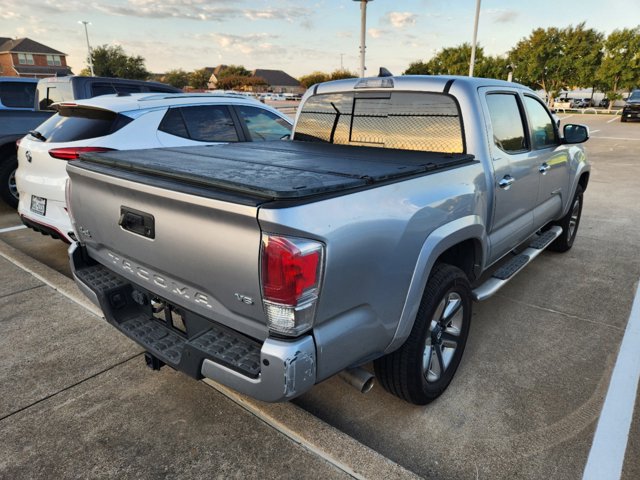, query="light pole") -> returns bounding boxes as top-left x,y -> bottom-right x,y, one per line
79,20 -> 95,76
353,0 -> 373,78
468,0 -> 481,77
